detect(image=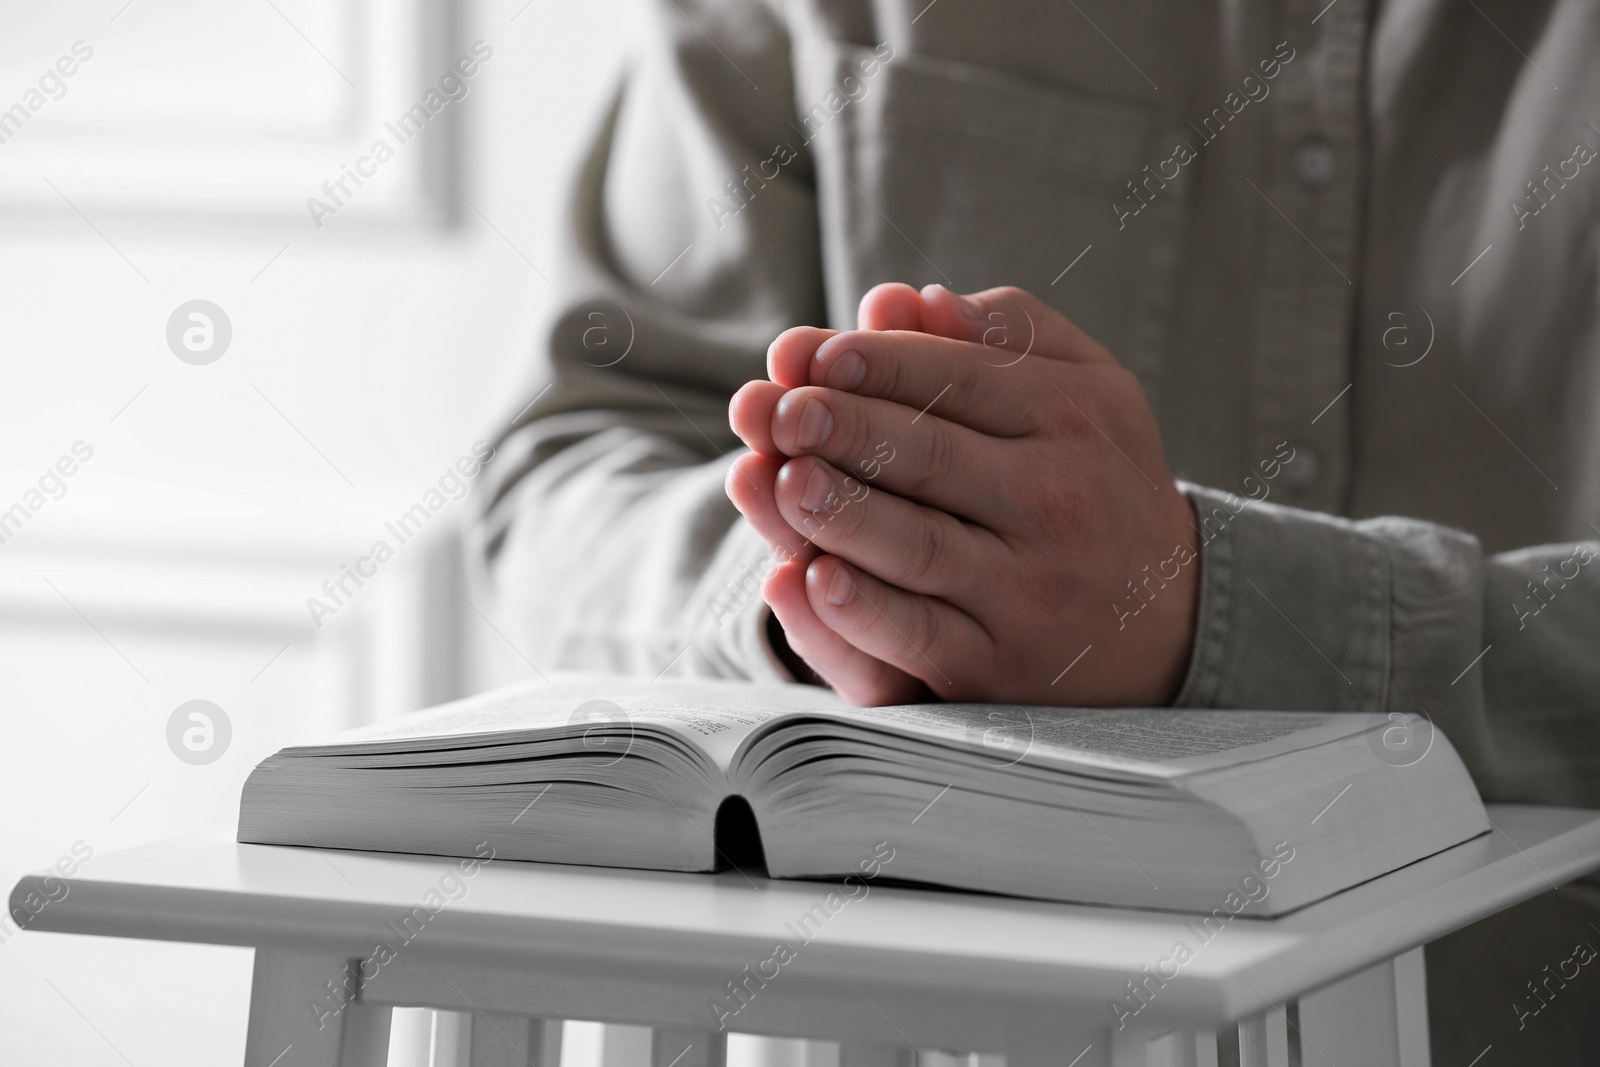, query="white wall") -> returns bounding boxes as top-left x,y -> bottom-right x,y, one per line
0,1 -> 629,1061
